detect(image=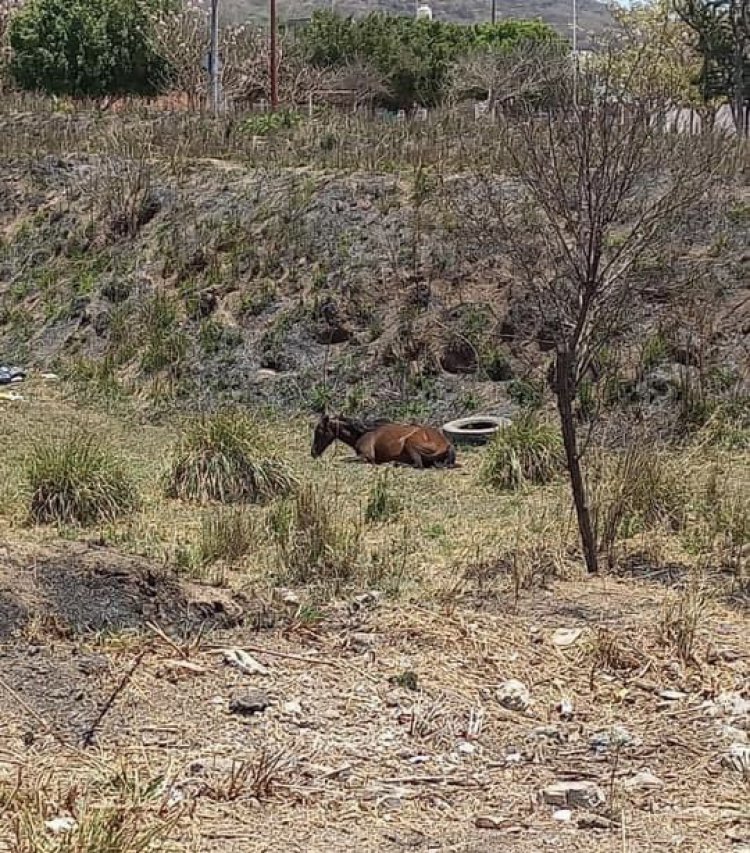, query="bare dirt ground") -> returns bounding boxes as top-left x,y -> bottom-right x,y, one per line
0,539 -> 748,852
